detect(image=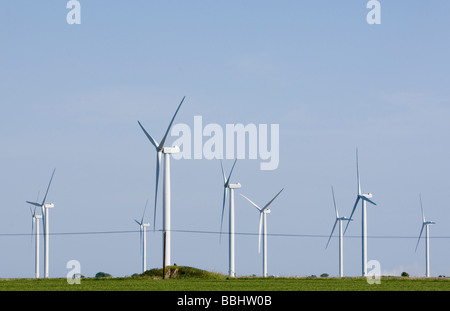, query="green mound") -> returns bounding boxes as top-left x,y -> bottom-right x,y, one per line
136,266 -> 226,280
